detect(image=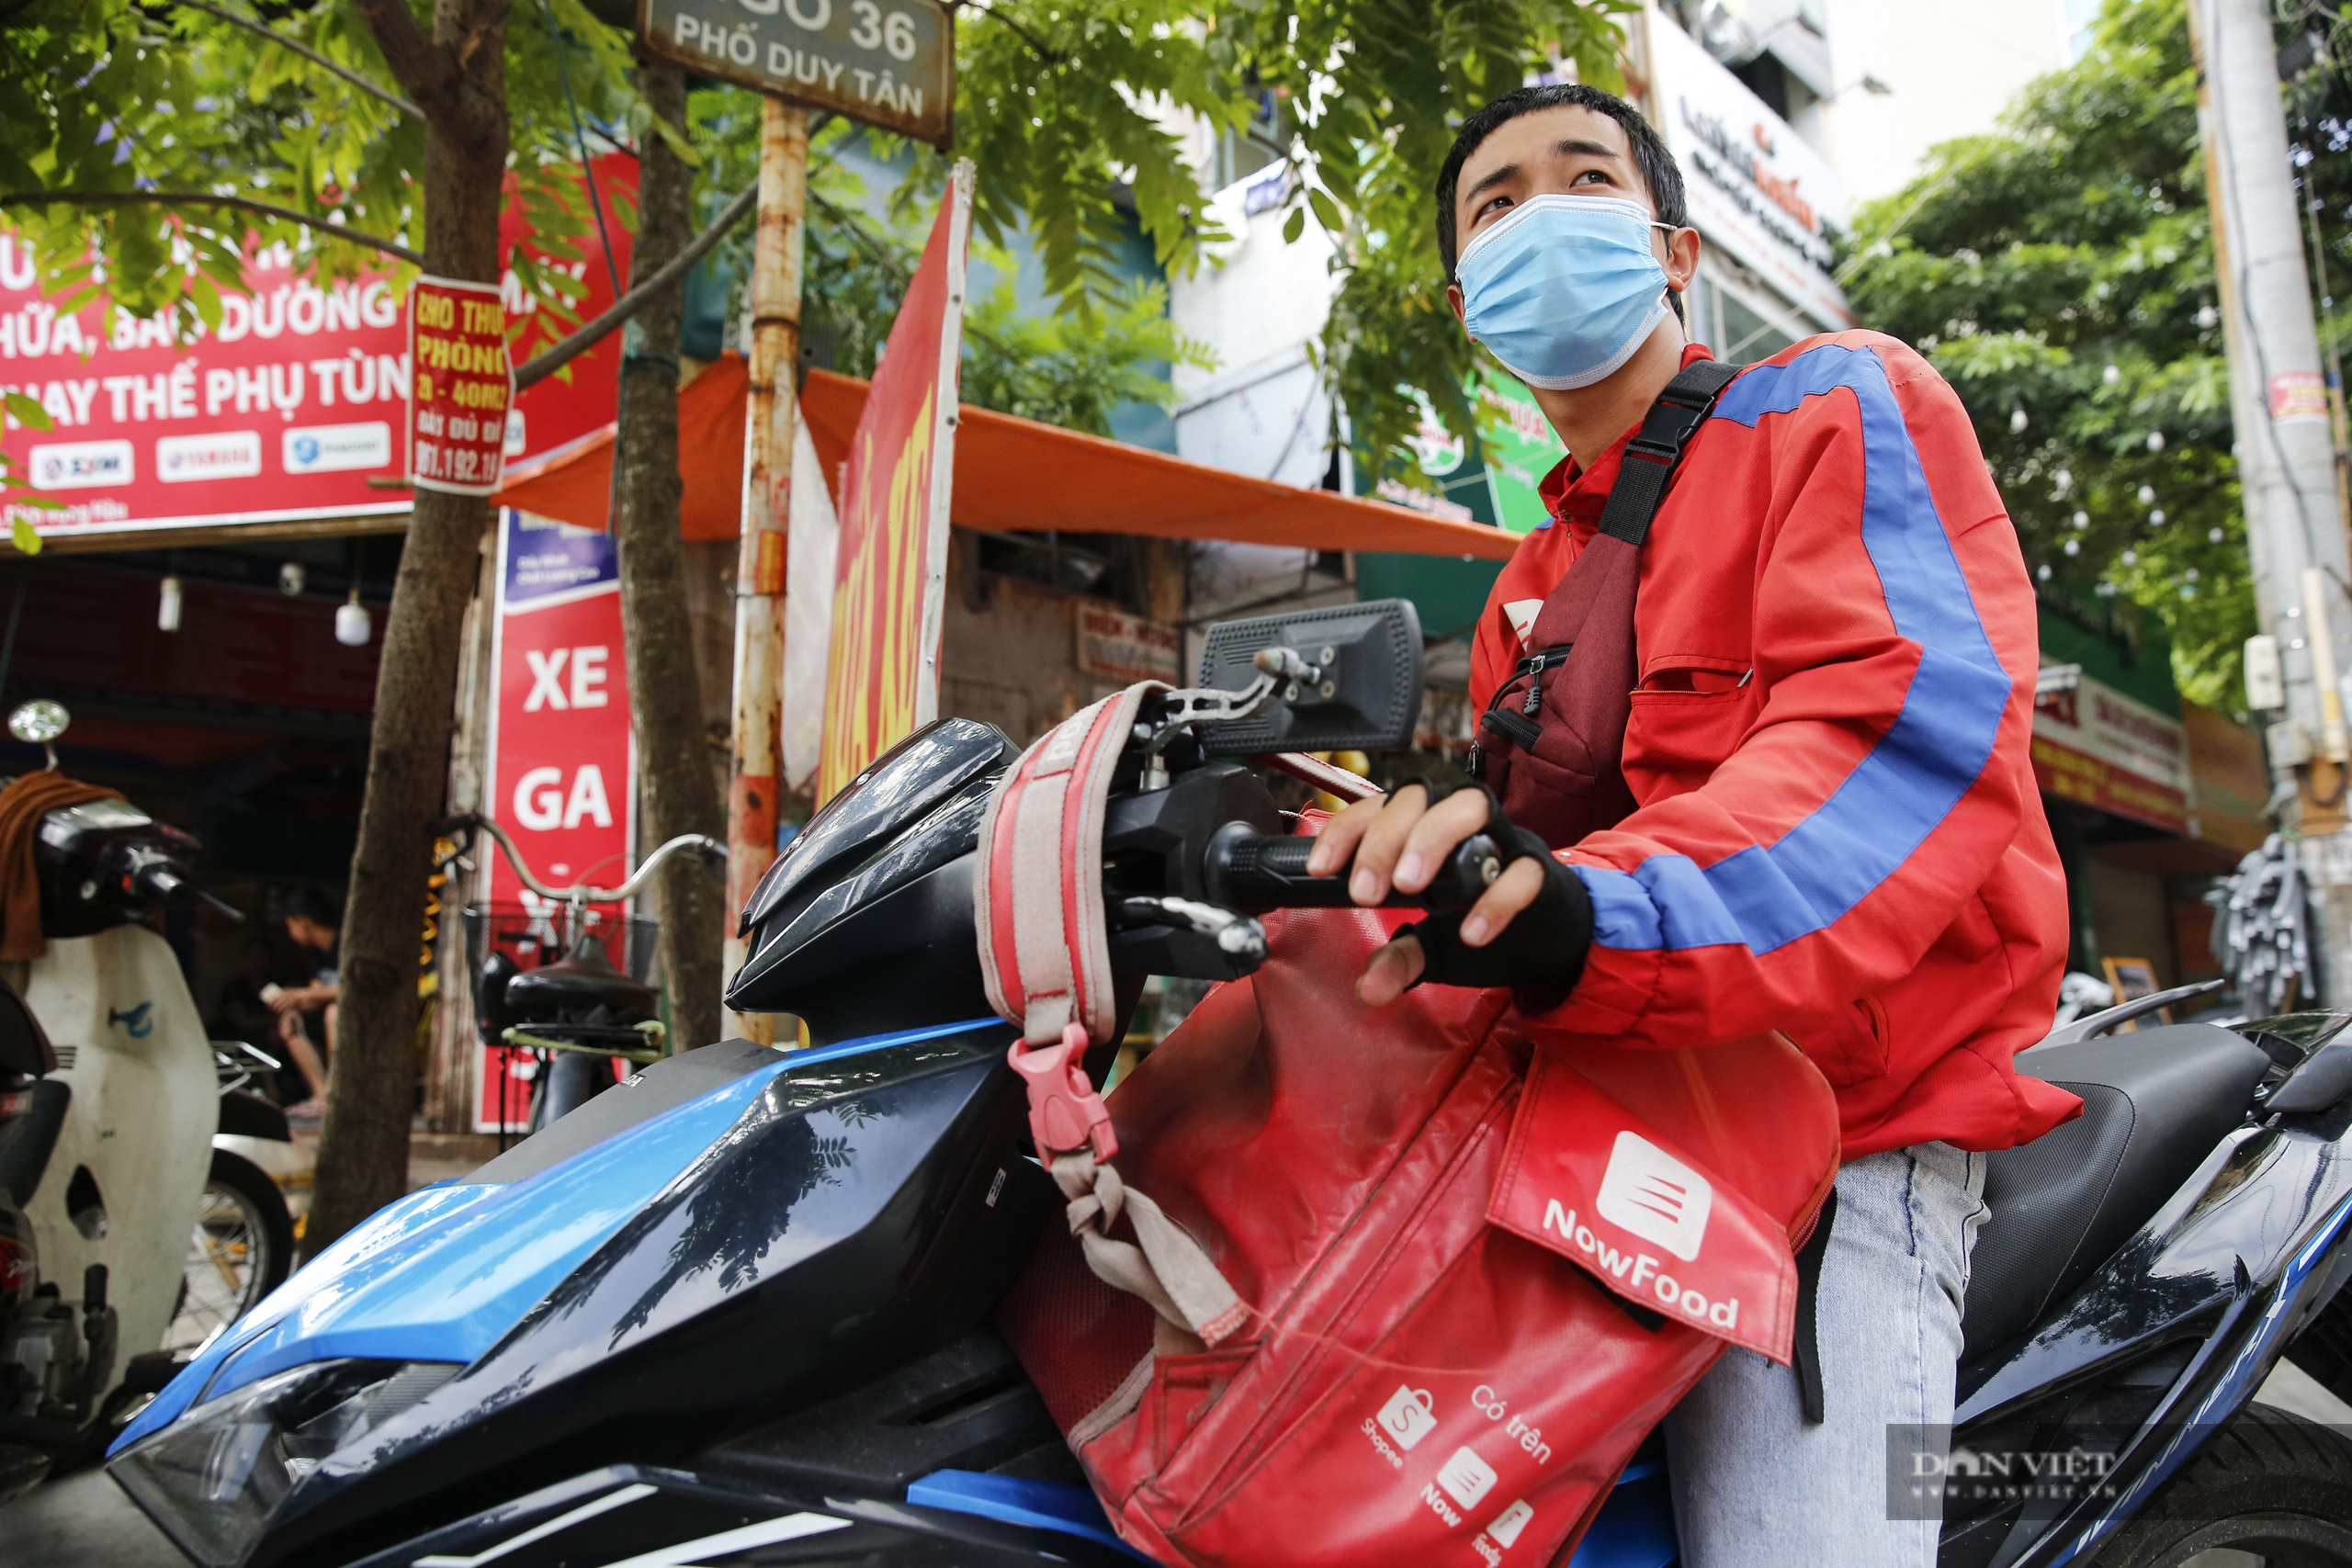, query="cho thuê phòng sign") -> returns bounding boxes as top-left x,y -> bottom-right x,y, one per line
407,276 -> 515,496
